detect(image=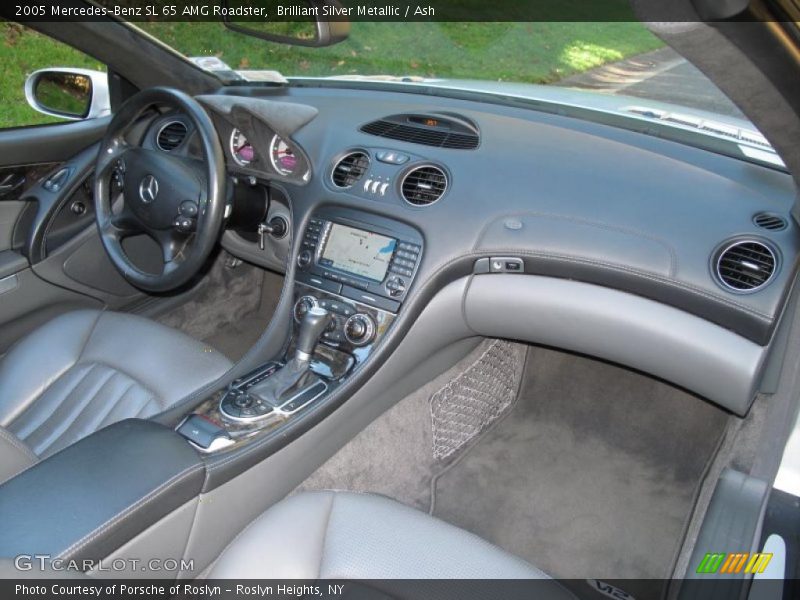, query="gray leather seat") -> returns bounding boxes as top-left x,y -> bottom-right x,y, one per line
0,309 -> 230,484
209,490 -> 571,591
